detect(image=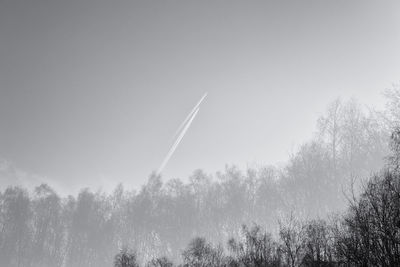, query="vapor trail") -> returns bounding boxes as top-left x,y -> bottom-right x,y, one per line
157,107 -> 200,175
172,92 -> 208,140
